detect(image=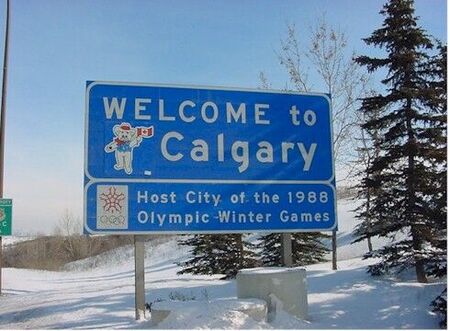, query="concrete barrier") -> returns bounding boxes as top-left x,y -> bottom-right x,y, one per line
236,267 -> 308,320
